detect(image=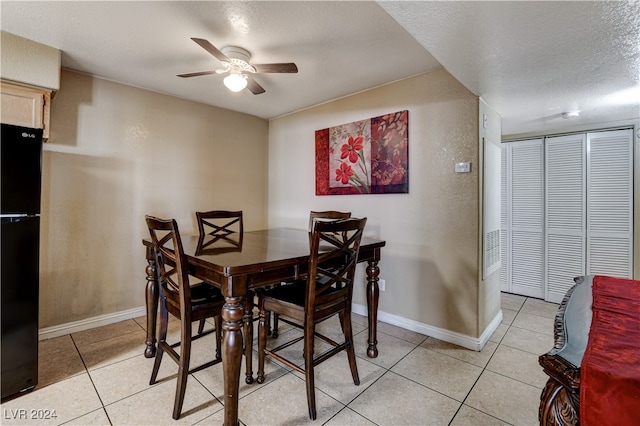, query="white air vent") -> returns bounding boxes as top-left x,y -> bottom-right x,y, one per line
484,229 -> 500,277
